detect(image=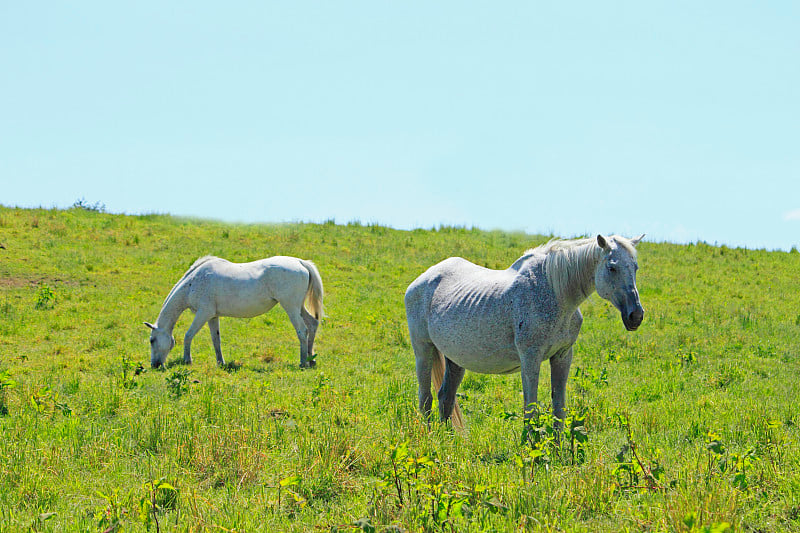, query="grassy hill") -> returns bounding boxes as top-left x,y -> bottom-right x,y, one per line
1,205 -> 799,532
